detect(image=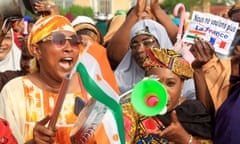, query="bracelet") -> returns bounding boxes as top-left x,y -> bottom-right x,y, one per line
188,135 -> 193,144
